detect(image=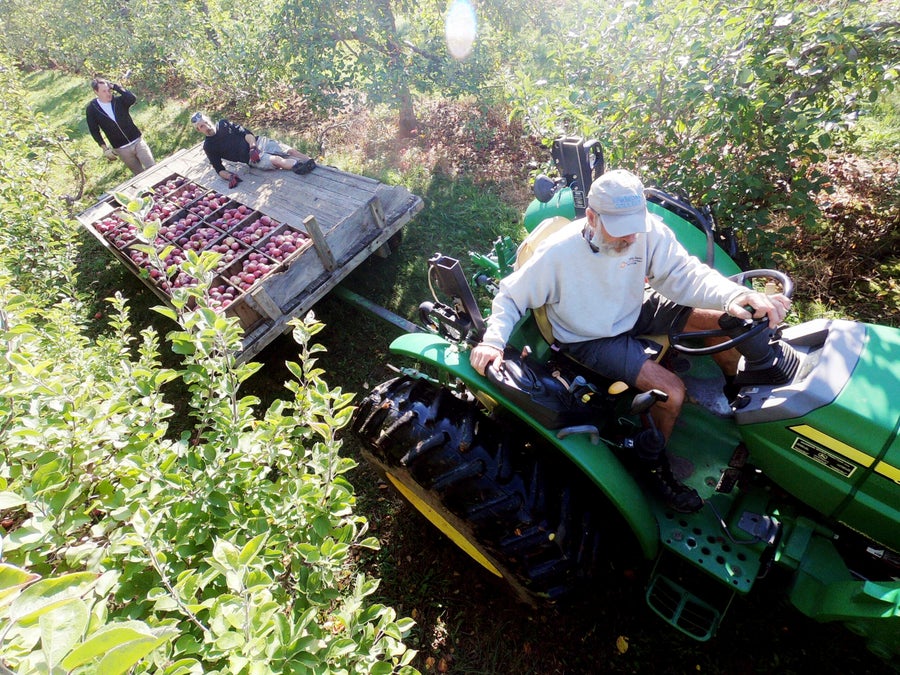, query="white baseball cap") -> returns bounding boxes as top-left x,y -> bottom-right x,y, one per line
587,169 -> 650,237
